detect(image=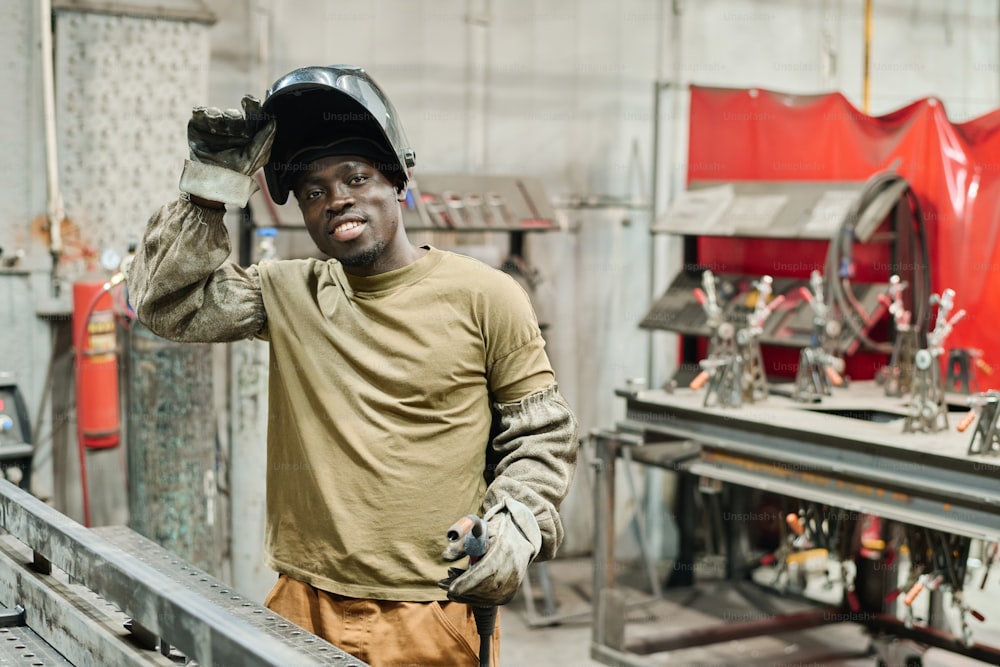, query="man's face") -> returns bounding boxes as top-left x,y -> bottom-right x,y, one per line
293,155 -> 408,275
